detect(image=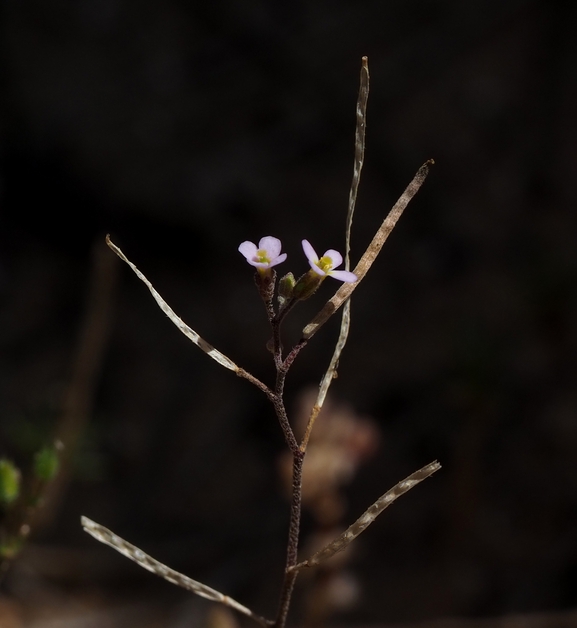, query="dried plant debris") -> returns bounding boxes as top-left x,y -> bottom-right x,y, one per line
291,461 -> 441,571
302,159 -> 433,341
81,517 -> 270,627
